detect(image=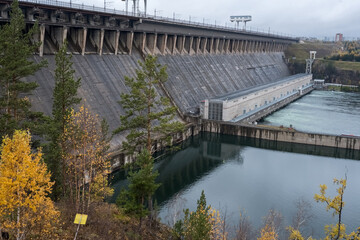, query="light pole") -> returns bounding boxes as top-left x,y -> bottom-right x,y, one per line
203,18 -> 209,25
154,9 -> 162,18
173,13 -> 181,20
189,16 -> 196,23
104,0 -> 113,10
